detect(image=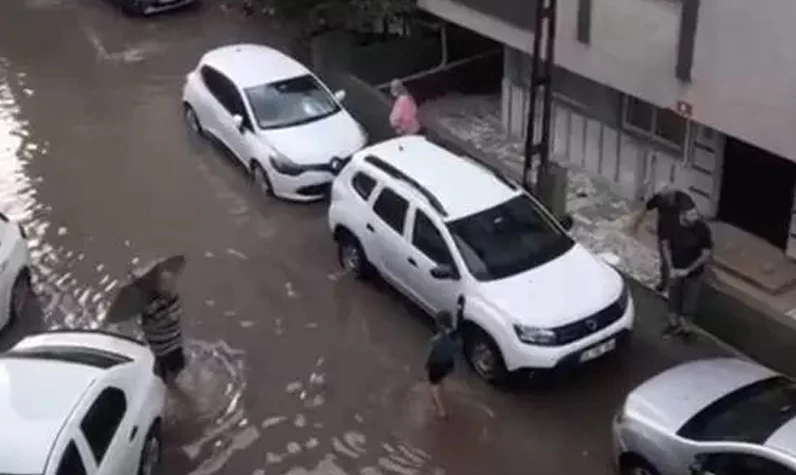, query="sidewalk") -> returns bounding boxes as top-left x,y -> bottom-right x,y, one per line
419,93 -> 796,375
